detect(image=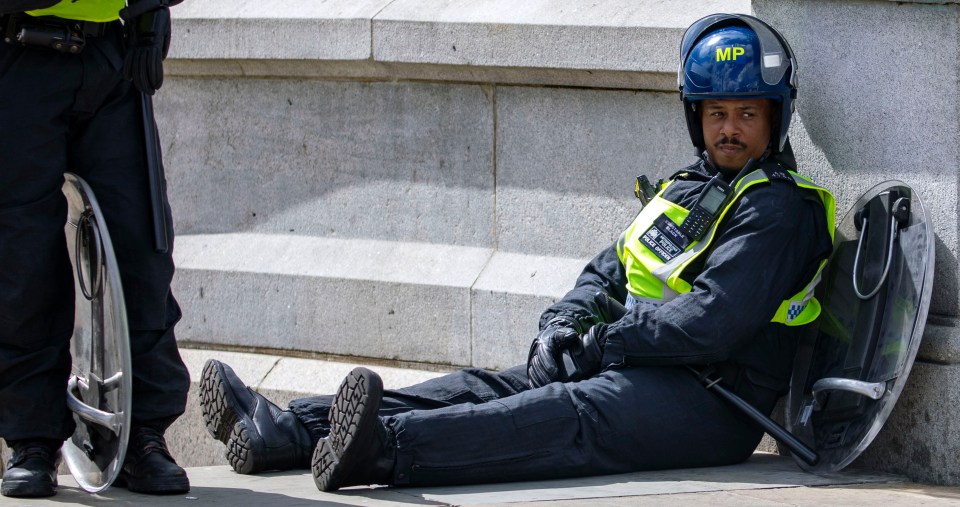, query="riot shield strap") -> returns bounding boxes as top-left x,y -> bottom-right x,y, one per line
852,197 -> 910,299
